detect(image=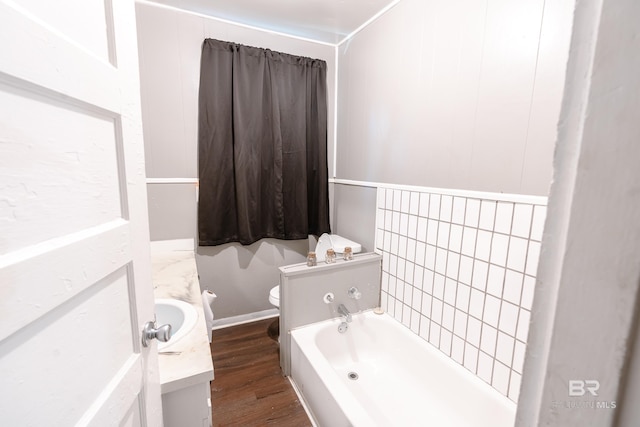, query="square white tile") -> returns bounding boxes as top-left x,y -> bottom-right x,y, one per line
467,316 -> 482,347
451,335 -> 465,364
452,197 -> 467,225
426,219 -> 438,245
513,340 -> 526,374
456,284 -> 471,312
516,309 -> 531,341
384,189 -> 393,210
435,247 -> 448,275
419,316 -> 430,341
465,199 -> 481,228
492,361 -> 511,395
433,274 -> 445,300
412,287 -> 423,311
431,296 -> 444,322
479,200 -> 497,230
418,193 -> 430,217
480,324 -> 498,356
440,195 -> 453,222
486,264 -> 506,298
398,237 -> 408,260
411,309 -> 421,334
511,203 -> 533,238
429,194 -> 441,219
521,275 -> 536,310
406,239 -> 416,263
459,255 -> 474,285
377,188 -> 386,209
475,230 -> 492,262
495,332 -> 515,366
408,215 -> 418,240
429,322 -> 441,347
425,244 -> 436,270
417,217 -> 428,241
384,210 -> 392,230
402,303 -> 412,328
440,329 -> 453,356
526,241 -> 541,276
442,303 -> 455,331
472,260 -> 489,291
477,351 -> 494,383
464,343 -> 479,373
454,309 -> 468,338
494,202 -> 514,234
503,270 -> 524,305
405,262 -> 415,284
437,222 -> 450,248
444,278 -> 457,305
461,227 -> 478,257
531,205 -> 547,241
421,292 -> 432,318
409,192 -> 420,215
483,294 -> 501,328
393,189 -> 402,211
507,236 -> 528,272
423,269 -> 434,294
509,371 -> 522,402
449,224 -> 463,253
415,241 -> 426,265
400,213 -> 410,236
404,281 -> 414,306
446,252 -> 460,280
401,191 -> 410,213
469,289 -> 486,322
490,233 -> 509,267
